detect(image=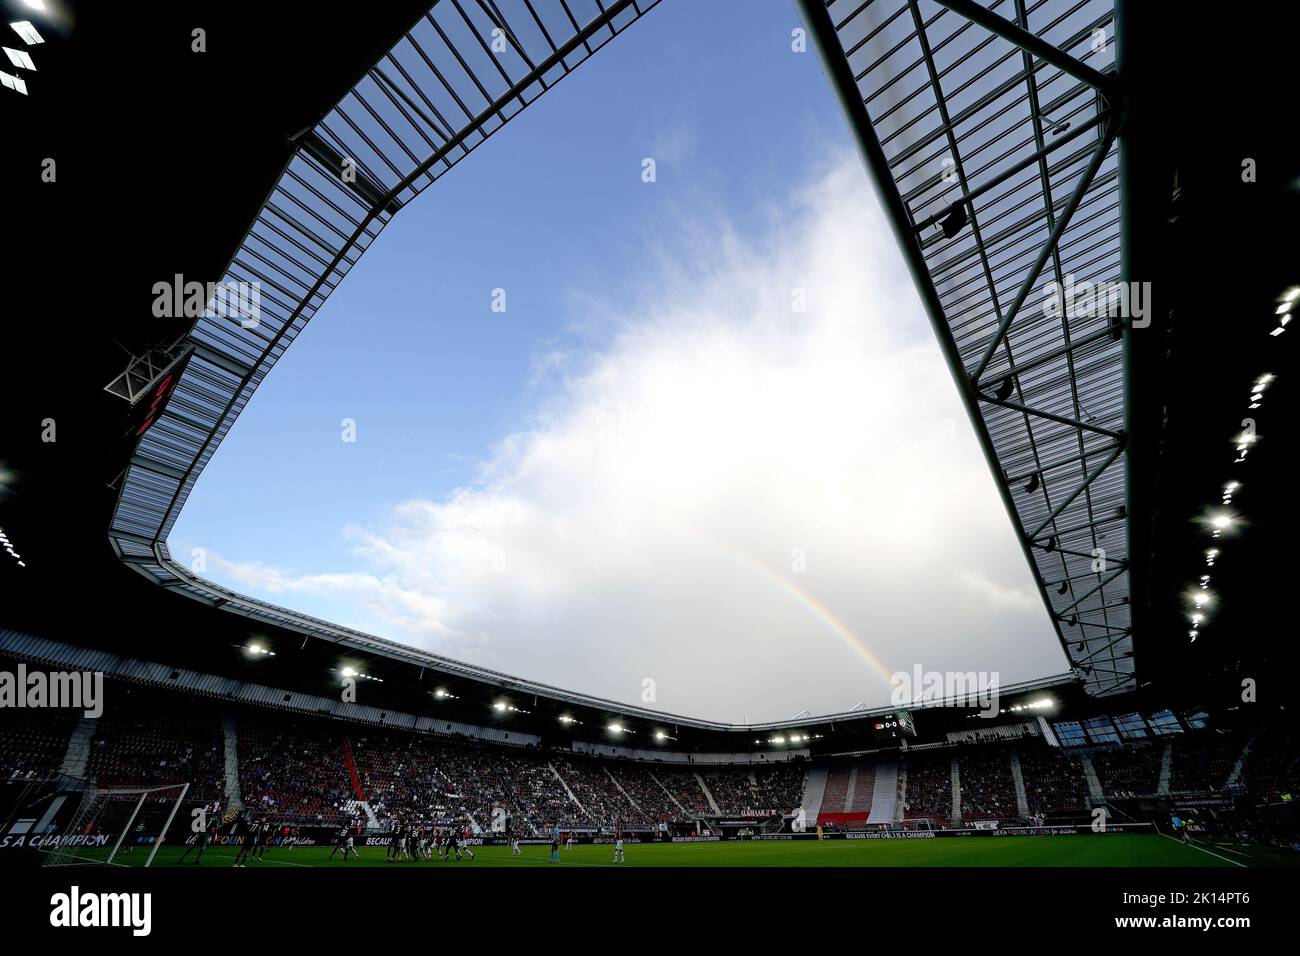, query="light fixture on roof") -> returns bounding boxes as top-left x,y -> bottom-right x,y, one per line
1037,110 -> 1071,136
0,70 -> 27,94
558,714 -> 574,724
939,202 -> 968,239
20,1 -> 47,13
1023,471 -> 1040,494
3,47 -> 34,70
993,375 -> 1015,401
607,722 -> 625,734
9,22 -> 43,45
